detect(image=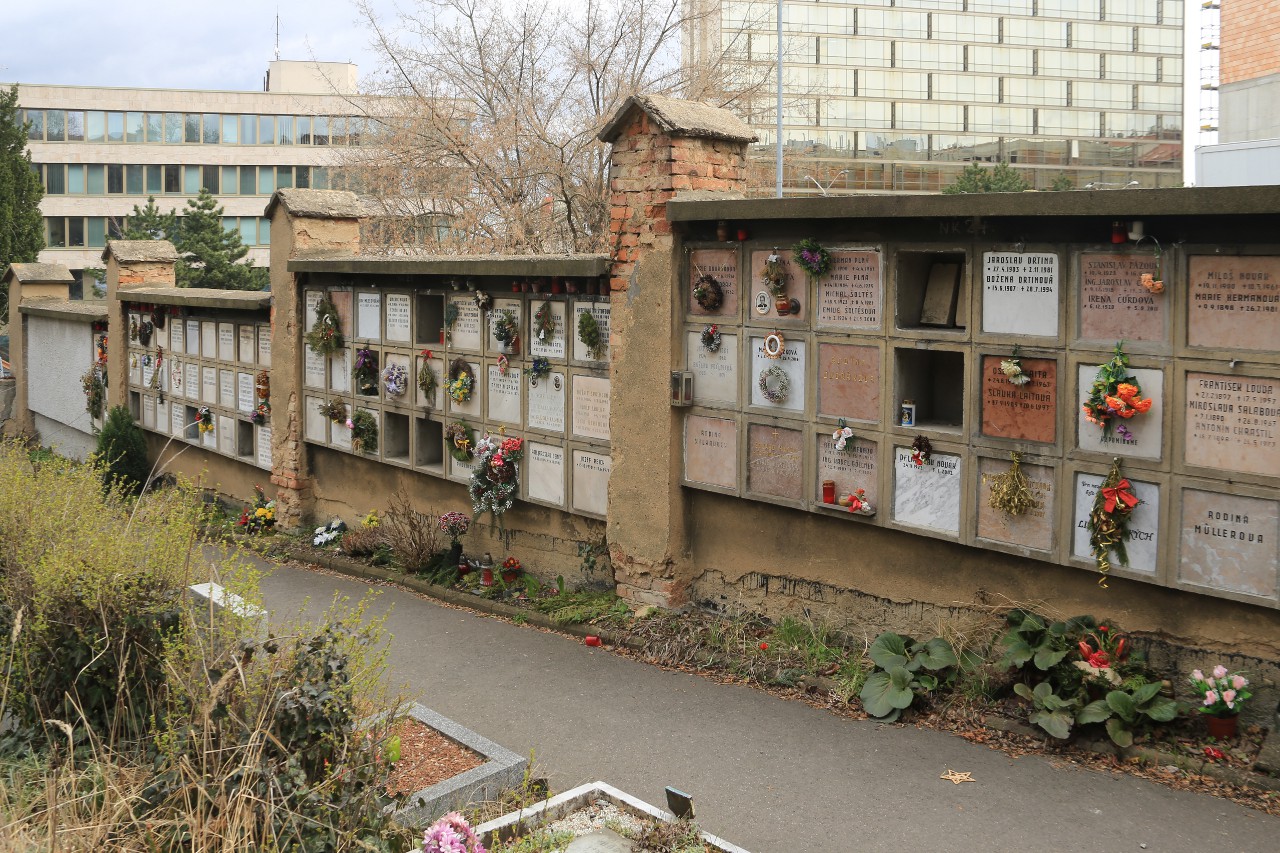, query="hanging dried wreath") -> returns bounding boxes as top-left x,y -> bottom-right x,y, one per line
138,319 -> 154,347
349,409 -> 378,454
81,366 -> 106,420
447,358 -> 475,403
700,324 -> 722,353
255,369 -> 270,402
1087,458 -> 1140,587
129,317 -> 139,342
445,420 -> 476,462
443,302 -> 460,344
382,362 -> 408,398
151,308 -> 166,329
692,273 -> 724,311
319,398 -> 348,423
418,350 -> 438,404
1138,236 -> 1164,294
985,451 -> 1040,517
758,365 -> 790,404
304,294 -> 344,356
470,433 -> 525,526
150,347 -> 165,395
529,356 -> 551,386
761,248 -> 788,297
474,291 -> 492,312
910,435 -> 932,466
792,238 -> 832,280
1082,342 -> 1153,441
352,347 -> 379,396
532,300 -> 556,344
578,310 -> 605,361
